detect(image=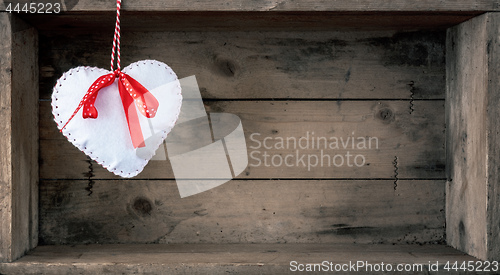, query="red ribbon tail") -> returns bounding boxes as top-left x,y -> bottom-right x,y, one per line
124,74 -> 159,118
118,80 -> 146,148
118,72 -> 160,149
